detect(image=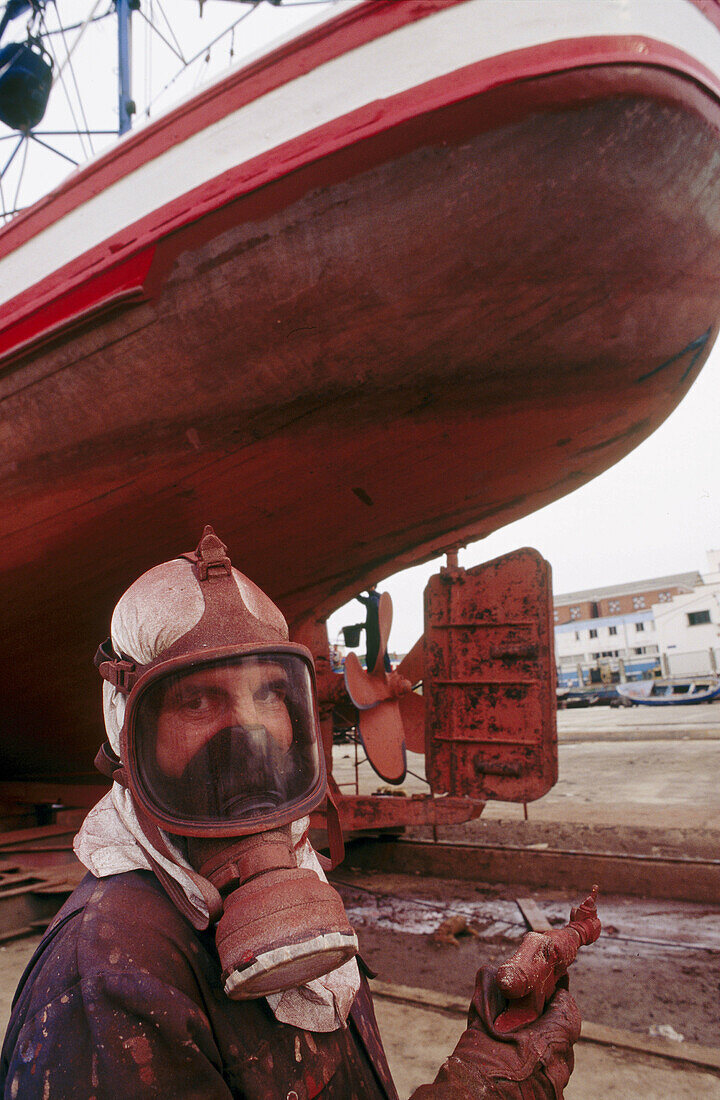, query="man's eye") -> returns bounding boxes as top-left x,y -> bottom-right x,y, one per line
177,690 -> 219,714
255,683 -> 287,706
